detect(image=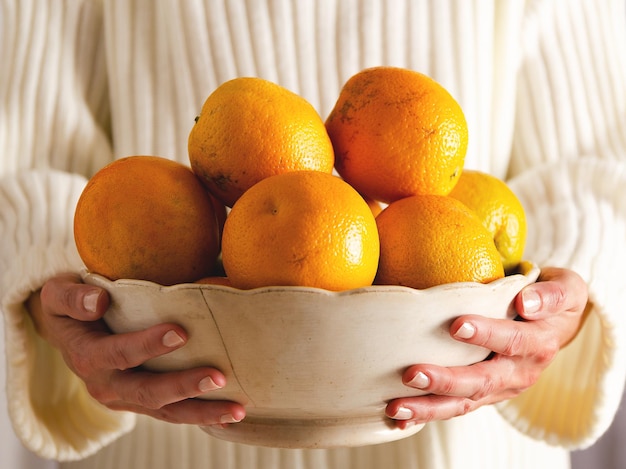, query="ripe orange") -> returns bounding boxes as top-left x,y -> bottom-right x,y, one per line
375,195 -> 504,289
449,170 -> 527,273
74,156 -> 221,285
326,66 -> 468,203
188,77 -> 335,207
221,170 -> 380,291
